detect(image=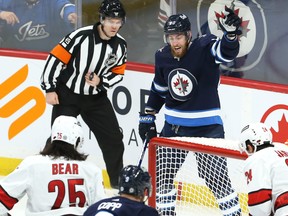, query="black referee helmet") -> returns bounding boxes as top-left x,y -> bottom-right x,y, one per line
99,0 -> 126,23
